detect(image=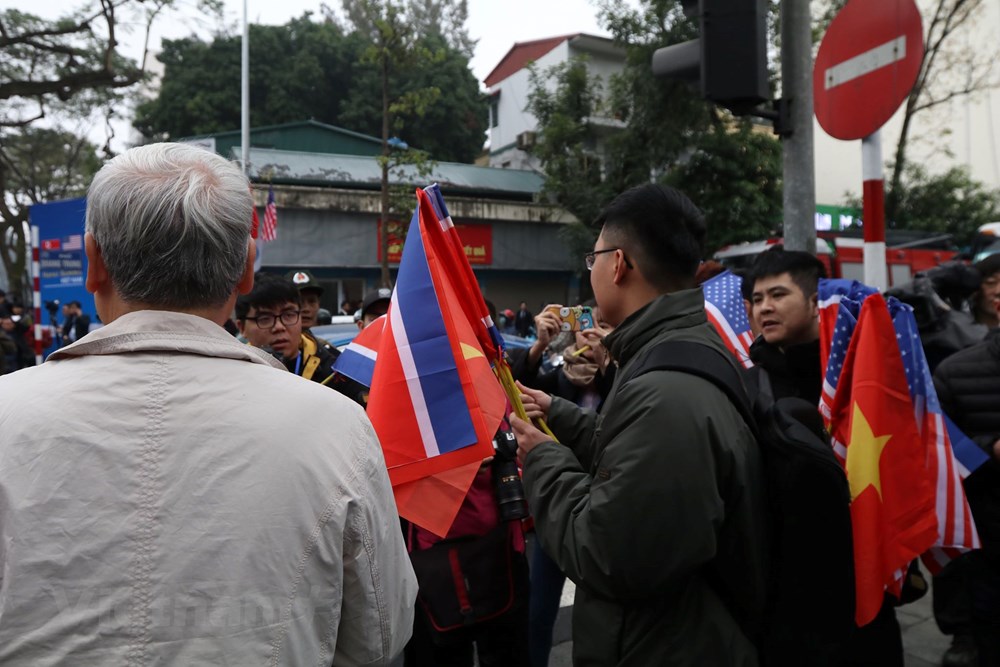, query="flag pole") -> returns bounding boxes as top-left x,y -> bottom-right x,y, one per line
241,0 -> 250,176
